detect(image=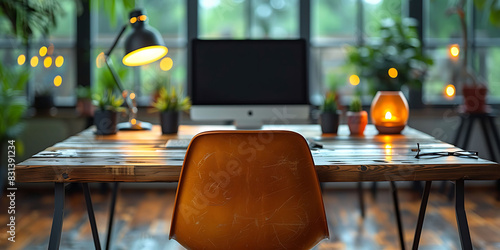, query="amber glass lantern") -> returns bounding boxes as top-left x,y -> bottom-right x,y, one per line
370,91 -> 409,134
